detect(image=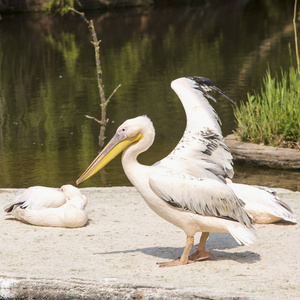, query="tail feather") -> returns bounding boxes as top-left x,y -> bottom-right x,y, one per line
276,199 -> 296,220
228,225 -> 257,246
